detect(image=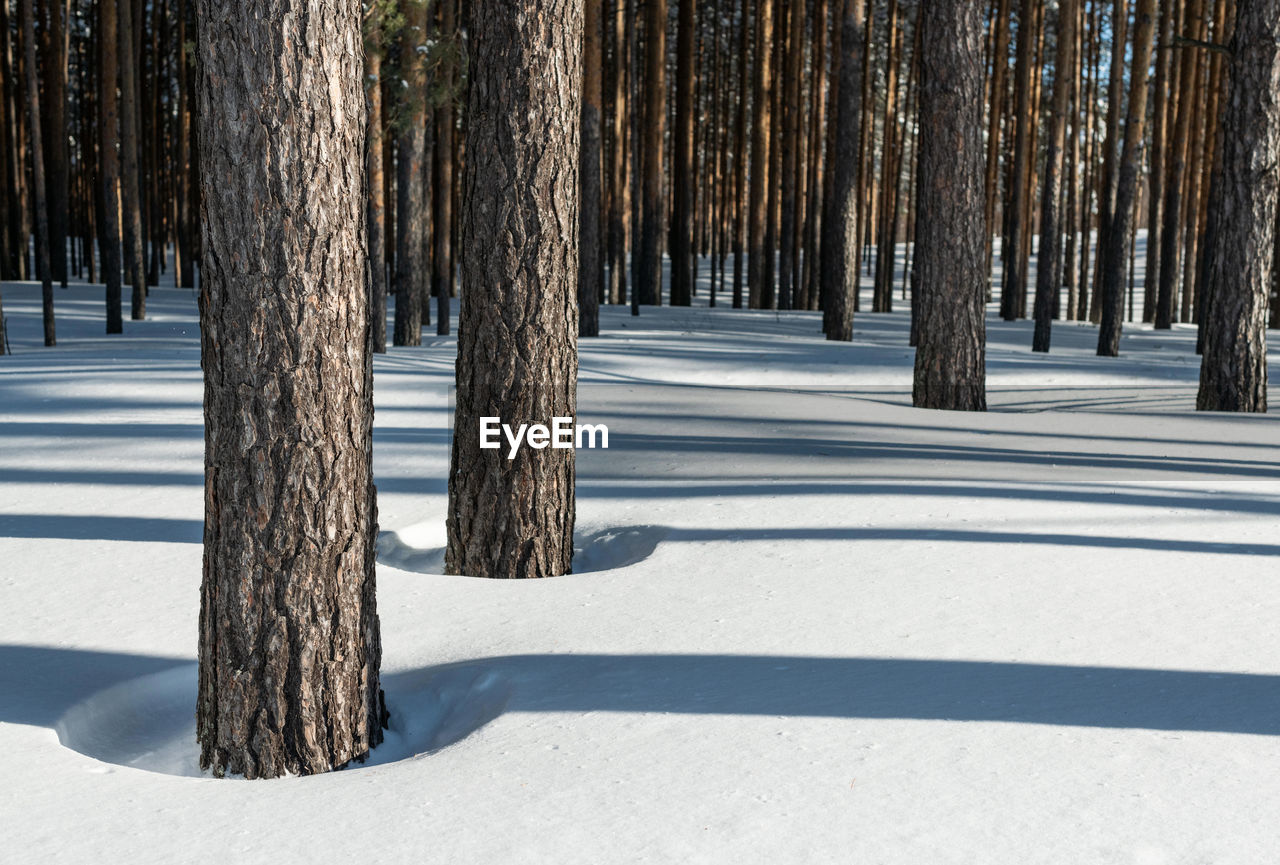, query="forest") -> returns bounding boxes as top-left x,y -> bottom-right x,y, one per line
1,0 -> 1279,860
